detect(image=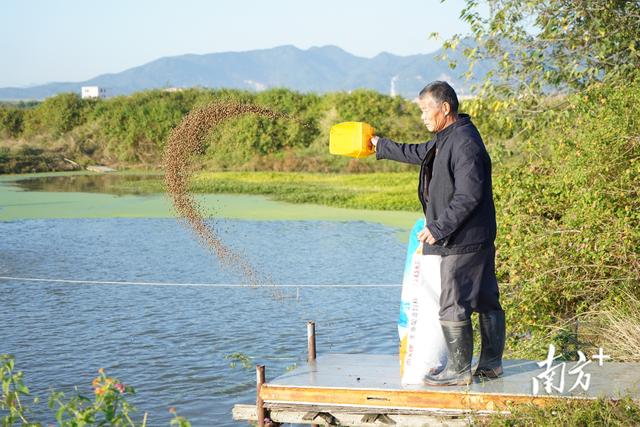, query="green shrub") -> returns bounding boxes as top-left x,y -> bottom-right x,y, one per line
0,108 -> 24,137
90,90 -> 198,162
492,77 -> 640,358
22,93 -> 88,137
1,354 -> 191,426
